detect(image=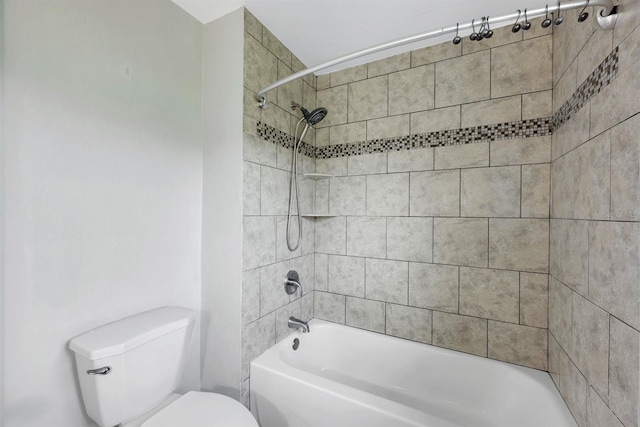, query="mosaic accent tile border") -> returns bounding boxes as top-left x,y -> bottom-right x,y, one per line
552,47 -> 619,130
257,118 -> 551,160
256,47 -> 618,159
256,122 -> 315,158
